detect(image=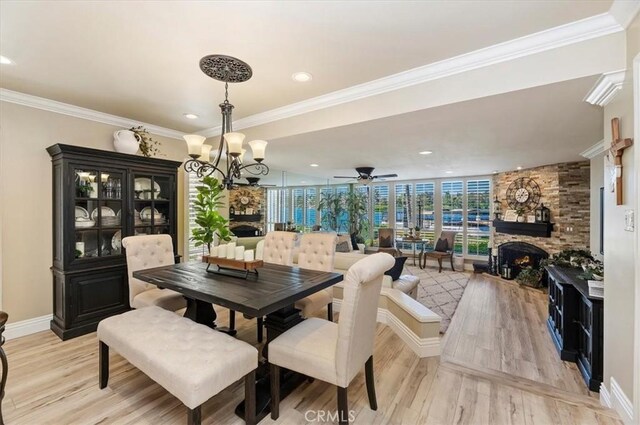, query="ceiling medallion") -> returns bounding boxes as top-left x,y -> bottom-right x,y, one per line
182,55 -> 268,190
